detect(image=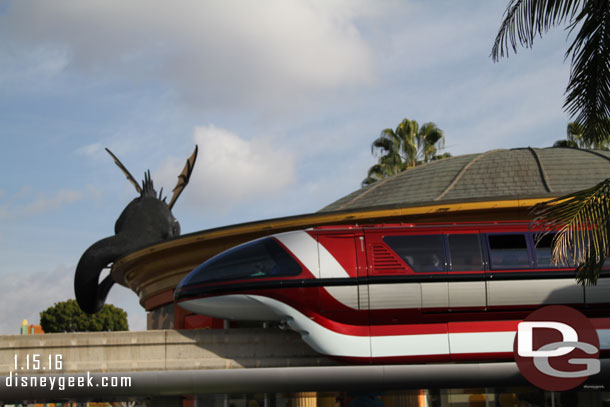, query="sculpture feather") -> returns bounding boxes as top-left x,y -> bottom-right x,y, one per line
105,148 -> 143,194
168,145 -> 198,210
